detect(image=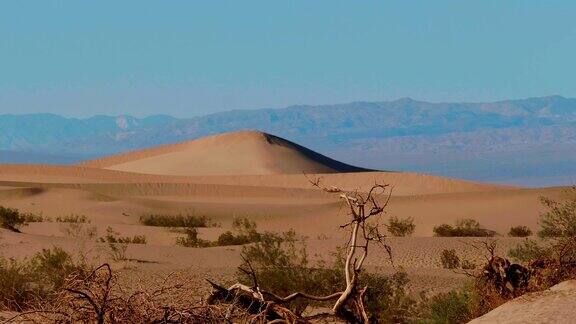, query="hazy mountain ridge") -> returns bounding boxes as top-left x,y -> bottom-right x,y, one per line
0,113 -> 178,152
1,96 -> 575,185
